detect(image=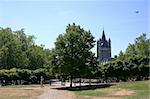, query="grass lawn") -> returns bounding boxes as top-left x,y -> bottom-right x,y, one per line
75,80 -> 150,99
0,84 -> 45,99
